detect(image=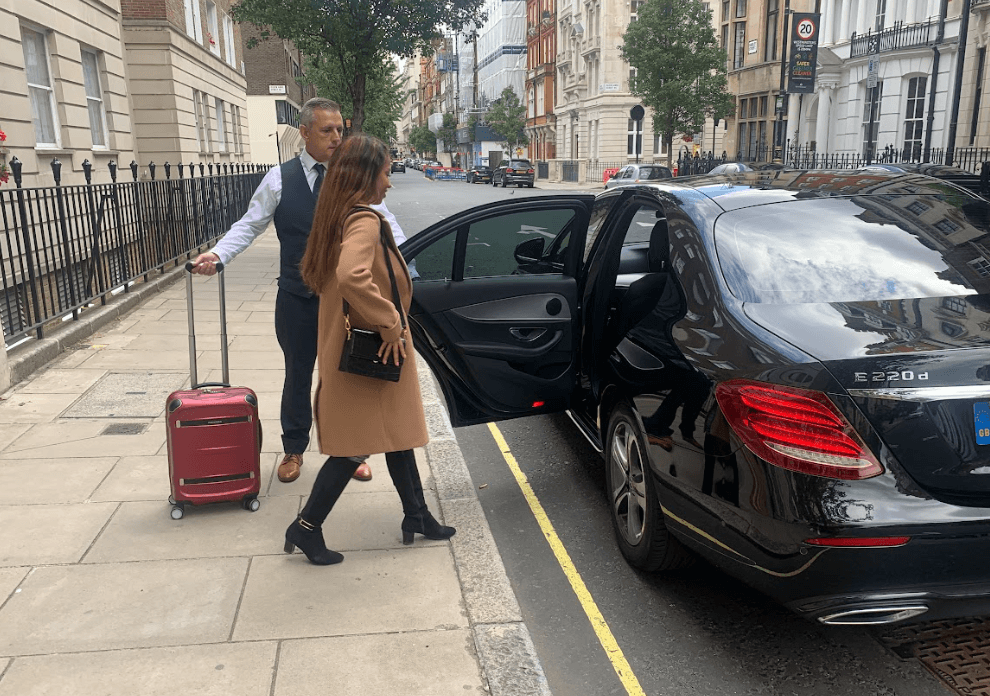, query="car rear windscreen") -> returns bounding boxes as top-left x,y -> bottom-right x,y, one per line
639,167 -> 671,180
715,195 -> 990,304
